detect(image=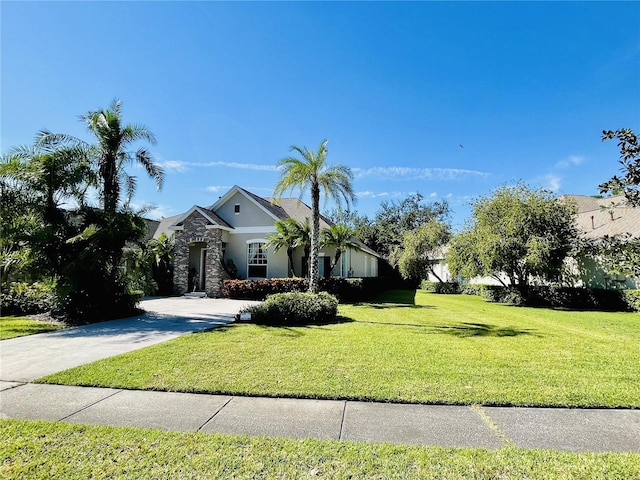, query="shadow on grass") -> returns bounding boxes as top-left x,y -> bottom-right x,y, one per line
351,289 -> 425,309
432,322 -> 539,338
241,315 -> 355,329
355,319 -> 539,337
